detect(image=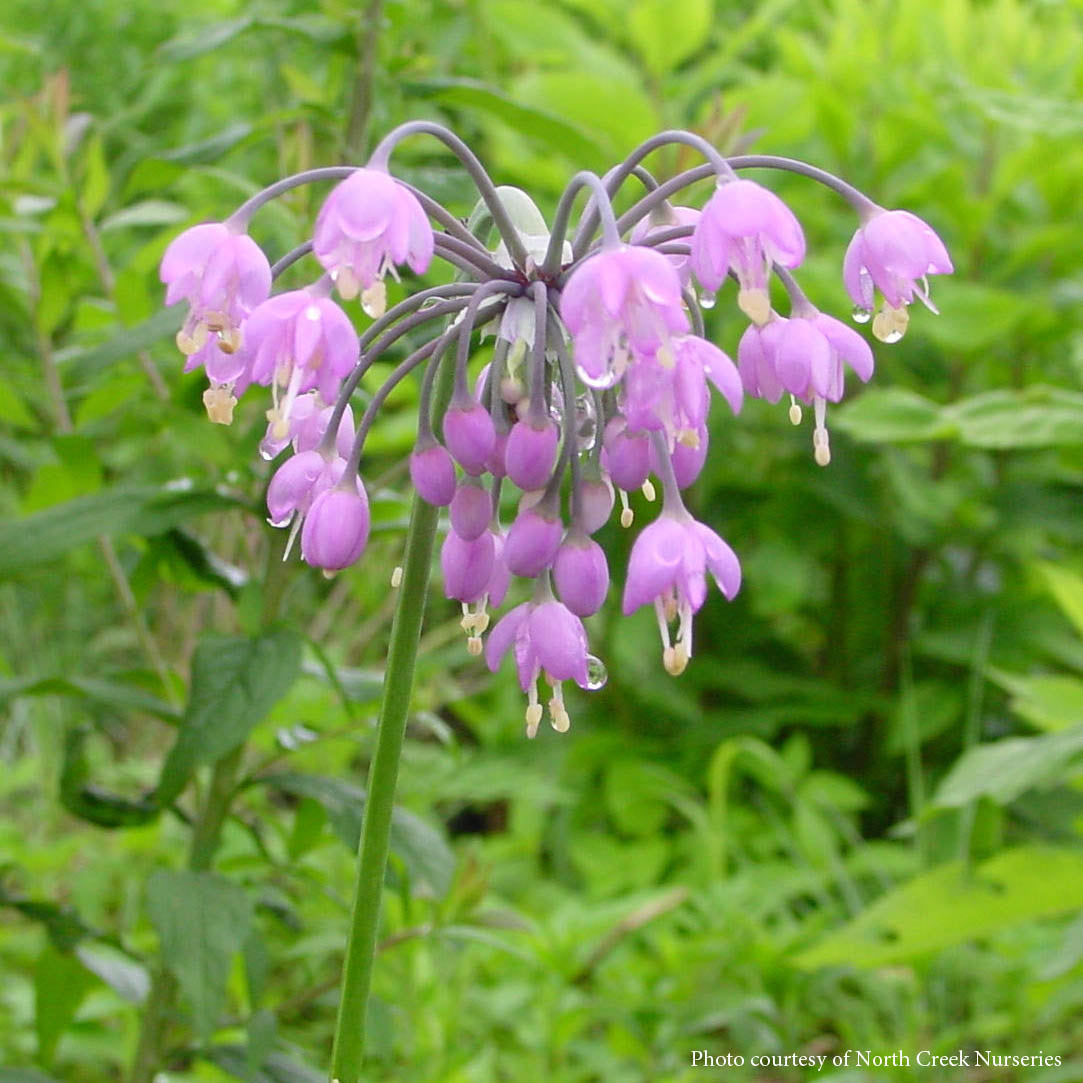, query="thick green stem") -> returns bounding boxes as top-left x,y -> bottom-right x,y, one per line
328,356 -> 454,1082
